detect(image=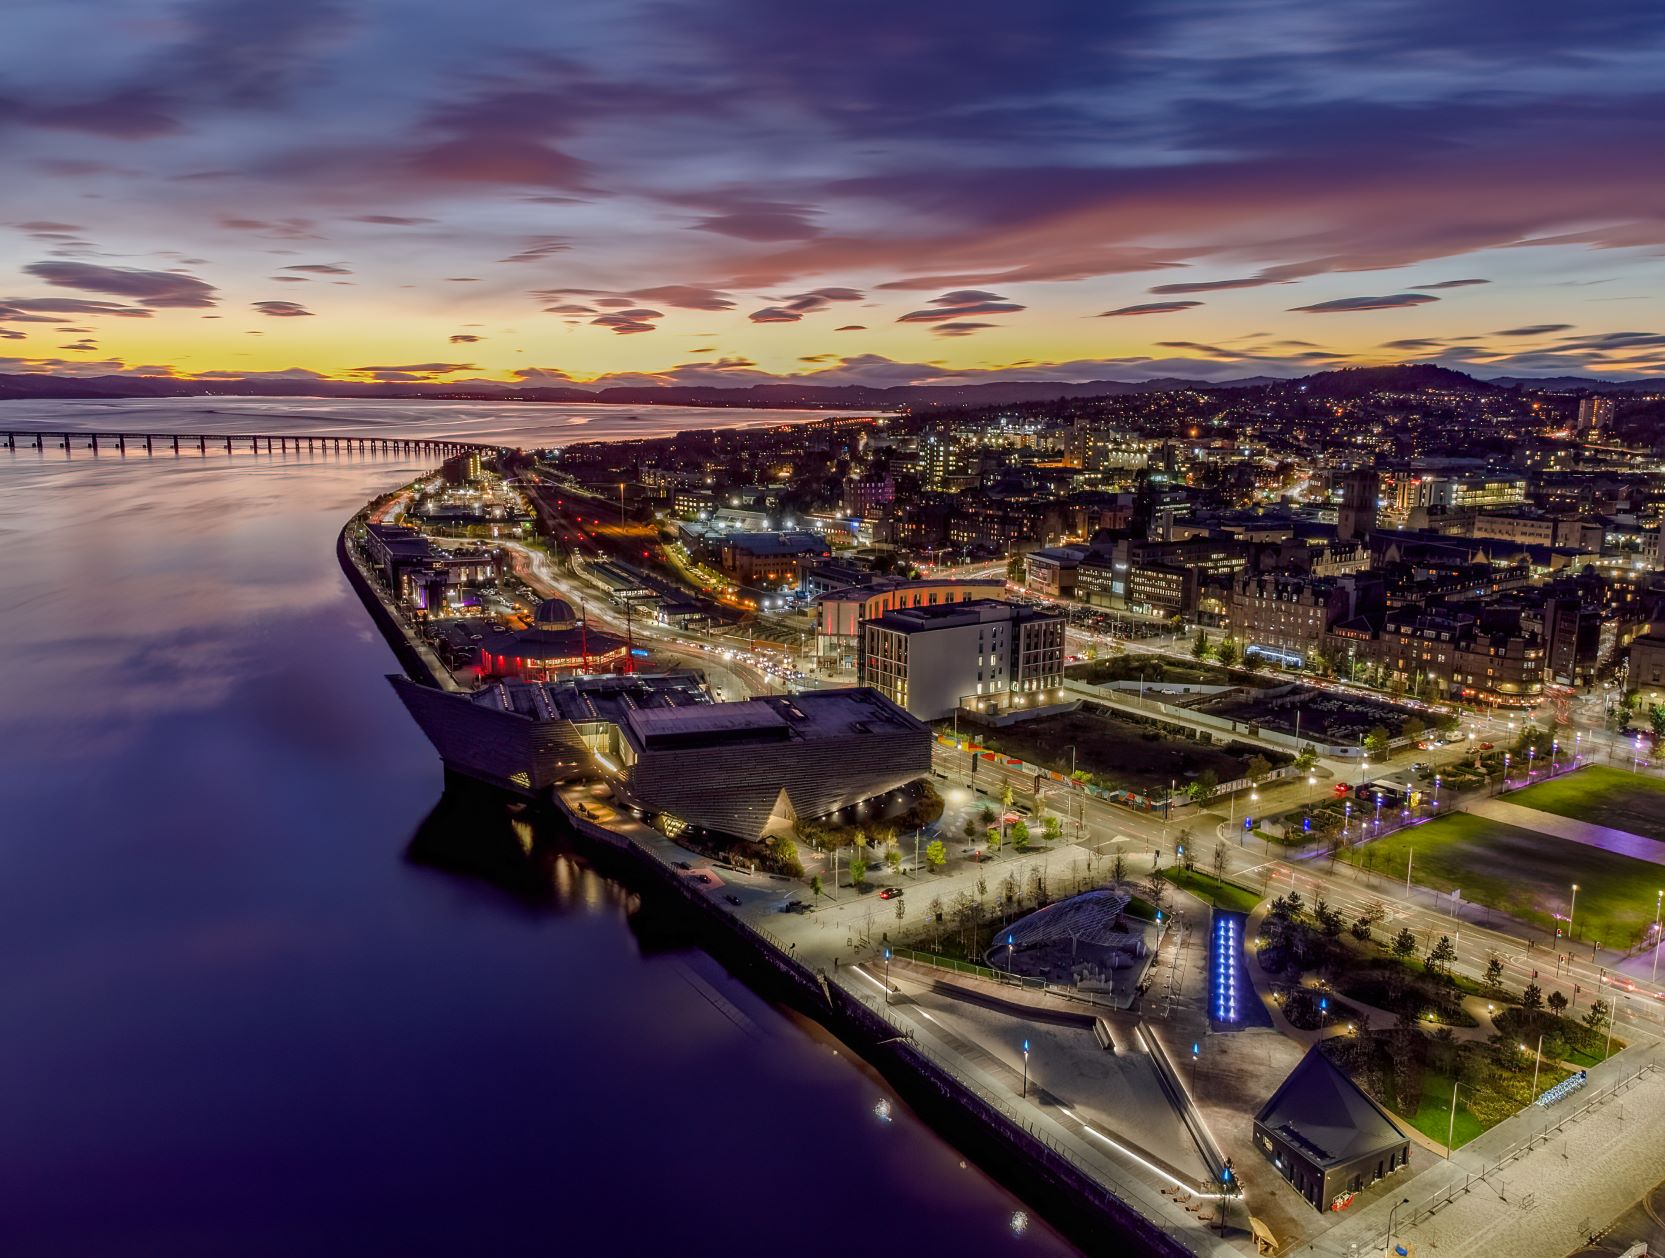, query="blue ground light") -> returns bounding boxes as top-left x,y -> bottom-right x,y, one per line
1209,909 -> 1271,1032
